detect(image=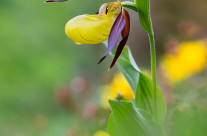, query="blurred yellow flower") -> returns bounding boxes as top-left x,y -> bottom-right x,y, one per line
161,40 -> 207,82
93,130 -> 110,136
99,72 -> 135,108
